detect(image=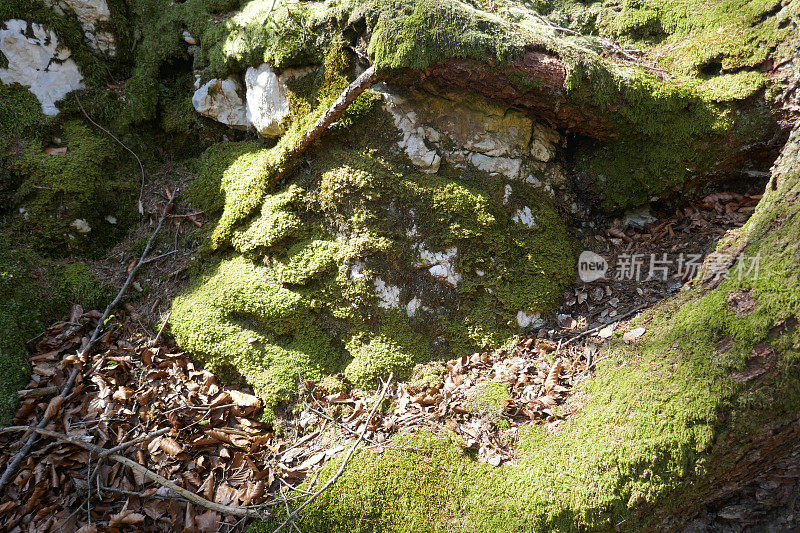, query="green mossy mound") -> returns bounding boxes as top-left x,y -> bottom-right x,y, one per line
8,120 -> 138,257
173,98 -> 574,407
